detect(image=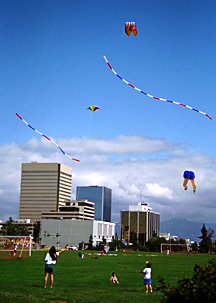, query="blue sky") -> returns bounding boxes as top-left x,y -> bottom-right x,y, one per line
1,0 -> 216,225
